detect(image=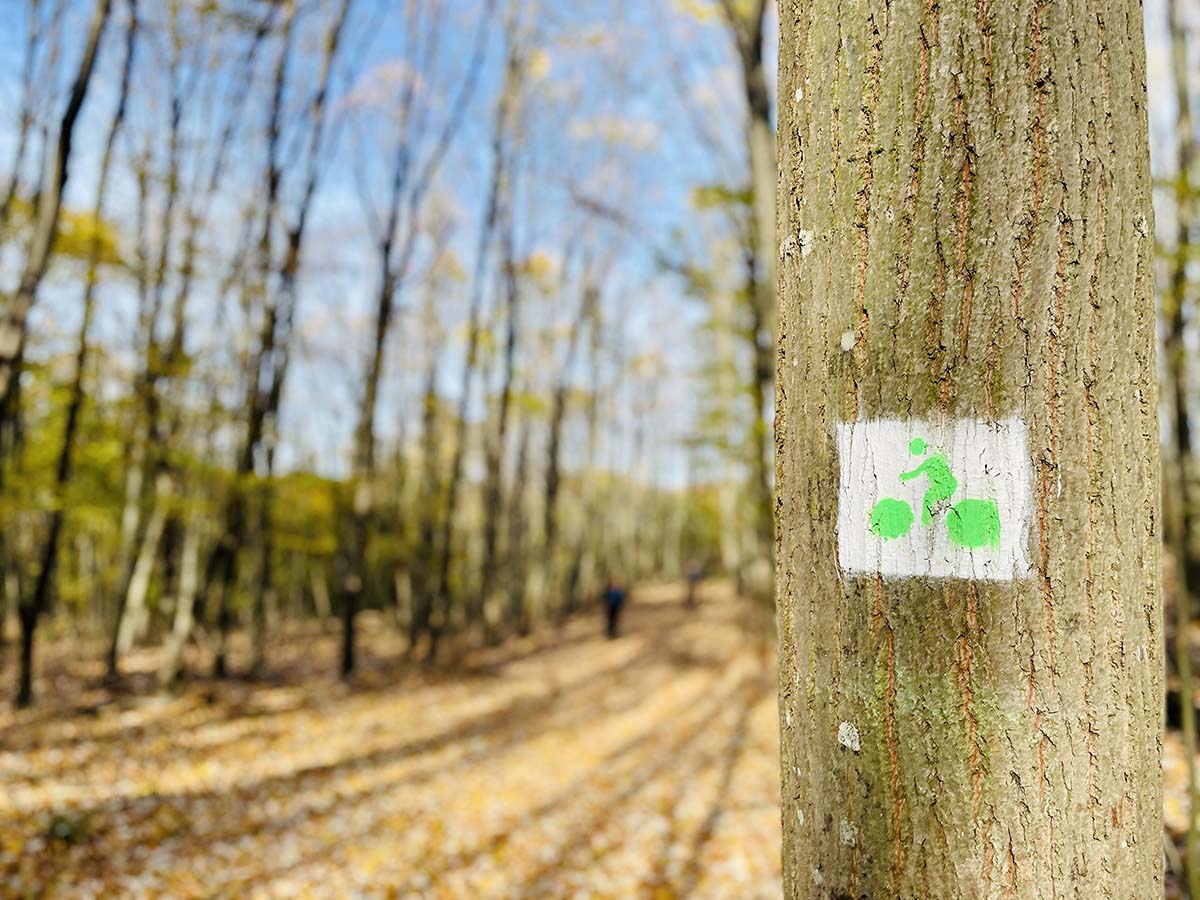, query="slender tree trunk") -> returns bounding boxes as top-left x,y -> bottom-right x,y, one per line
114,475 -> 169,657
710,287 -> 746,583
342,0 -> 492,671
342,248 -> 393,674
205,0 -> 351,677
0,0 -> 47,231
720,0 -> 775,562
159,517 -> 200,688
110,10 -> 190,674
0,0 -> 111,444
1168,0 -> 1200,891
545,280 -> 596,619
477,196 -> 520,637
776,2 -> 1162,896
429,105 -> 509,658
107,458 -> 145,677
2,546 -> 22,661
475,18 -> 525,639
311,560 -> 332,620
252,446 -> 276,677
0,540 -> 7,661
506,416 -> 531,635
16,600 -> 36,709
20,1 -> 134,704
411,355 -> 441,653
